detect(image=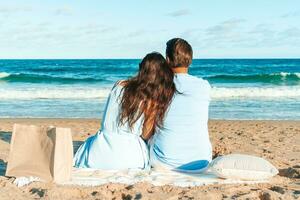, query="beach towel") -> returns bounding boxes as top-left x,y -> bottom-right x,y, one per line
14,167 -> 268,187
63,167 -> 268,187
6,124 -> 73,183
